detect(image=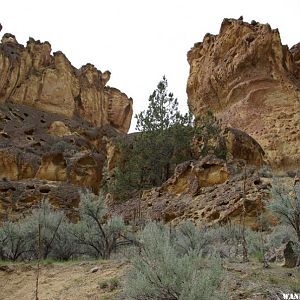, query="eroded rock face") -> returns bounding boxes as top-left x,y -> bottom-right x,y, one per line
112,156 -> 271,229
0,30 -> 133,220
0,35 -> 132,133
224,127 -> 265,166
187,18 -> 300,169
0,179 -> 80,222
0,102 -> 122,220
